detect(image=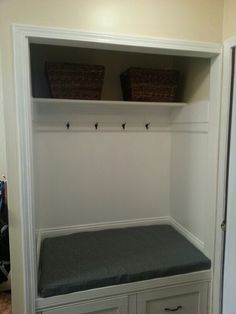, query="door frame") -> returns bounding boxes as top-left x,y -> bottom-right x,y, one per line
0,47 -> 6,176
12,24 -> 222,314
215,36 -> 236,314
